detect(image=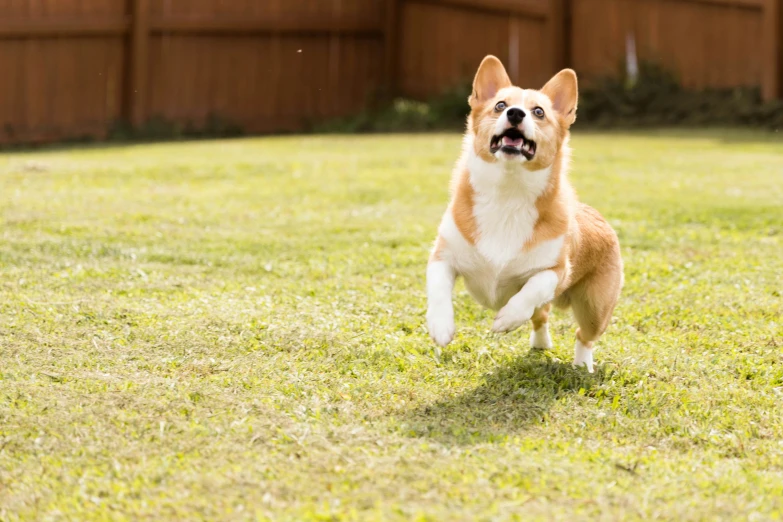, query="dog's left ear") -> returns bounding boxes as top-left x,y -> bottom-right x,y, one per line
541,69 -> 578,127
